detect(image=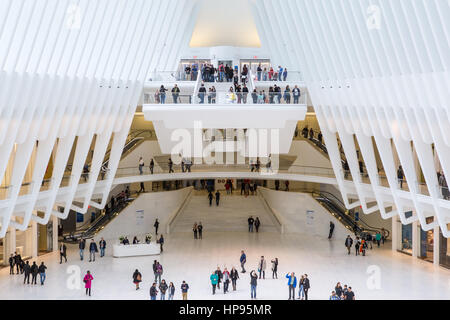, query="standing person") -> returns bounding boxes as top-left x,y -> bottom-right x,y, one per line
286,272 -> 297,300
149,158 -> 154,174
23,261 -> 31,284
89,239 -> 98,262
30,261 -> 38,285
345,235 -> 353,255
215,190 -> 220,206
149,283 -> 158,300
355,237 -> 361,256
168,158 -> 174,173
159,280 -> 168,300
254,217 -> 261,233
171,84 -> 180,103
159,85 -> 167,104
138,157 -> 144,175
79,238 -> 86,261
181,281 -> 189,300
344,287 -> 356,300
283,85 -> 291,104
215,267 -> 223,290
283,68 -> 288,81
193,223 -> 198,239
168,282 -> 175,300
250,270 -> 258,299
298,275 -> 305,300
138,182 -> 145,193
14,252 -> 21,274
335,282 -> 343,299
275,180 -> 280,191
271,258 -> 278,279
158,234 -> 164,252
285,180 -> 289,191
222,268 -> 230,294
210,270 -> 219,295
38,262 -> 47,285
83,271 -> 93,296
230,267 -> 239,291
248,216 -> 254,232
258,256 -> 266,279
375,231 -> 382,247
303,274 -> 310,300
328,221 -> 335,239
155,262 -> 163,285
152,260 -> 158,283
59,242 -> 67,264
397,165 -> 404,188
154,218 -> 159,235
240,250 -> 247,273
208,192 -> 213,206
99,238 -> 106,257
293,85 -> 301,104
197,222 -> 203,239
133,269 -> 142,290
8,254 -> 14,275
